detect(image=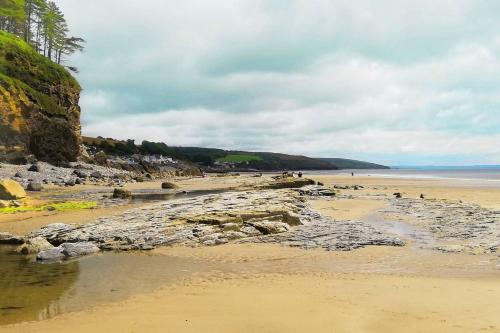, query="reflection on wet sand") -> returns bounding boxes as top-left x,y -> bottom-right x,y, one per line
0,246 -> 79,324
0,247 -> 211,325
